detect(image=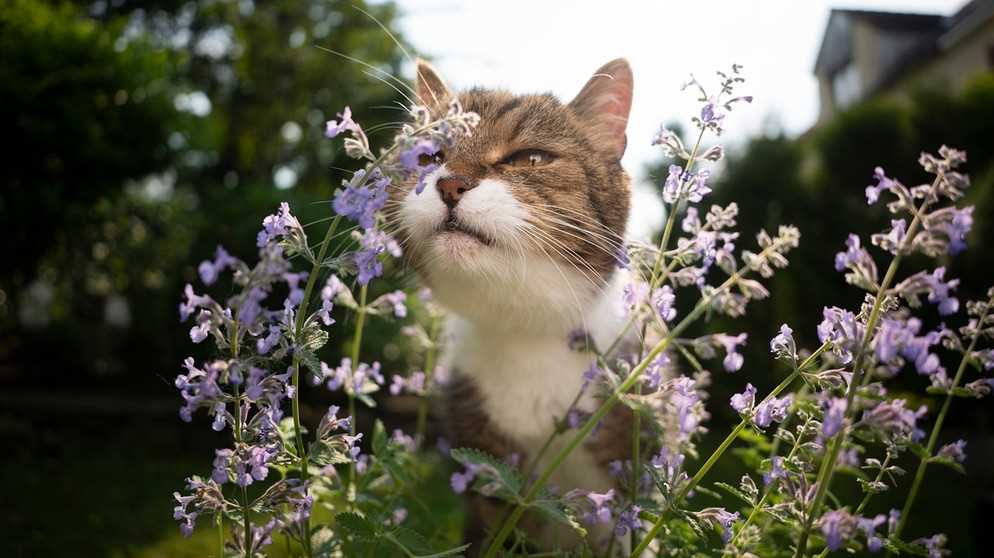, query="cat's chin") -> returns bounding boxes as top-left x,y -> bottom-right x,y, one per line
427,230 -> 491,264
